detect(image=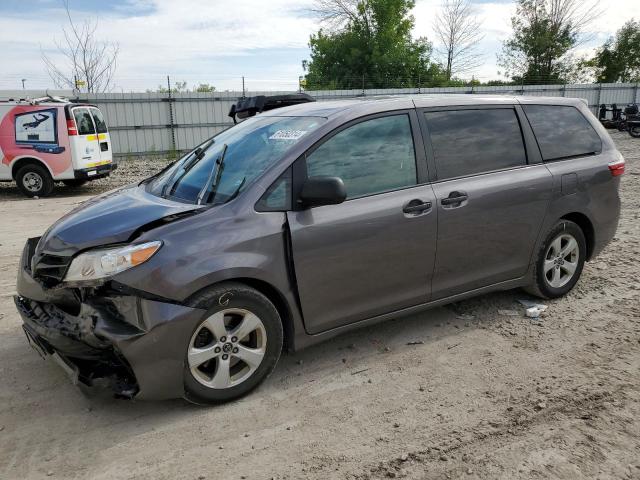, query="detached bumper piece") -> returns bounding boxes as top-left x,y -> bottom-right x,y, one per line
15,295 -> 140,398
